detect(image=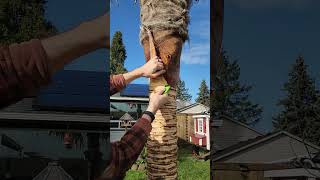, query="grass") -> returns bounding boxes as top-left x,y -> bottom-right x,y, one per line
124,170 -> 147,180
125,143 -> 210,180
